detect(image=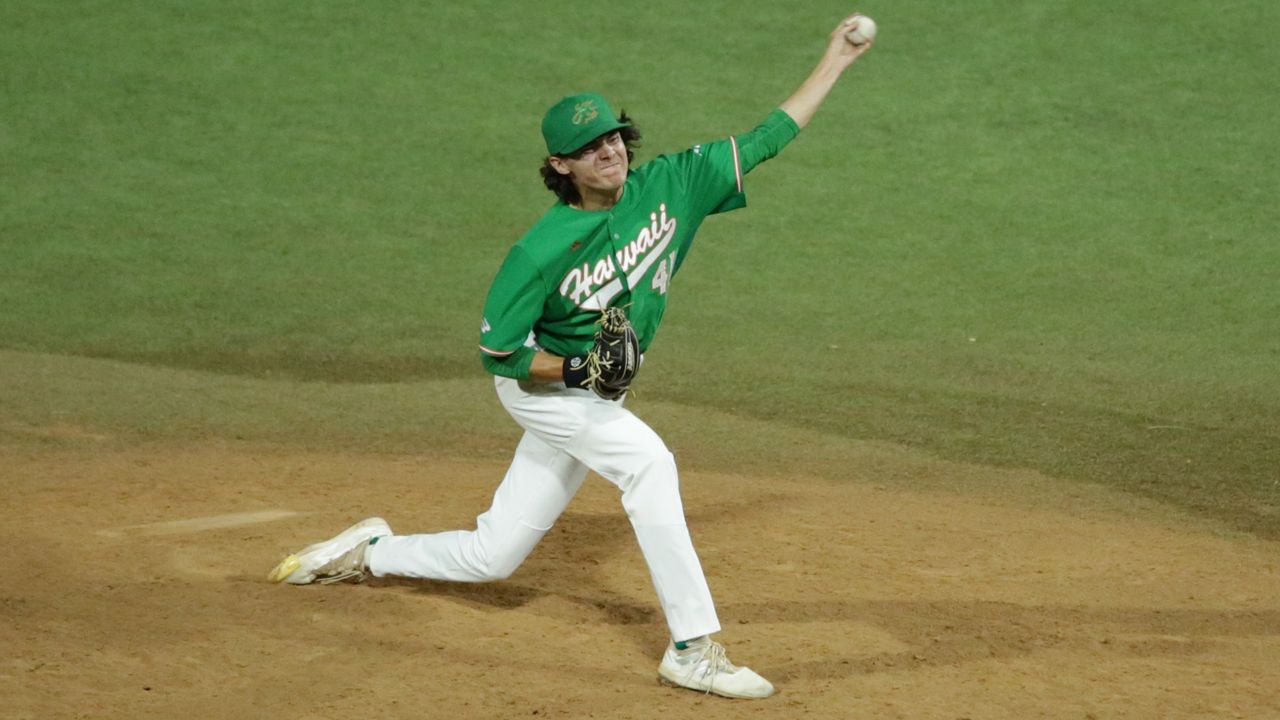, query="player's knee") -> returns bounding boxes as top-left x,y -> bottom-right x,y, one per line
482,561 -> 519,581
471,526 -> 545,581
619,448 -> 683,517
474,548 -> 528,580
638,447 -> 678,485
463,550 -> 517,581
